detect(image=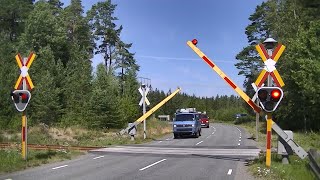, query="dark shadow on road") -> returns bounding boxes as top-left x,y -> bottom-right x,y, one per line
90,151 -> 259,161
